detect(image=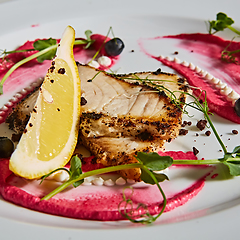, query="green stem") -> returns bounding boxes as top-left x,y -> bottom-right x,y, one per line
41,163 -> 142,200
204,112 -> 228,154
1,49 -> 35,55
0,45 -> 57,94
227,26 -> 240,35
0,39 -> 92,95
74,39 -> 89,45
185,92 -> 227,155
172,159 -> 220,165
142,167 -> 167,219
87,27 -> 112,65
224,49 -> 240,55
